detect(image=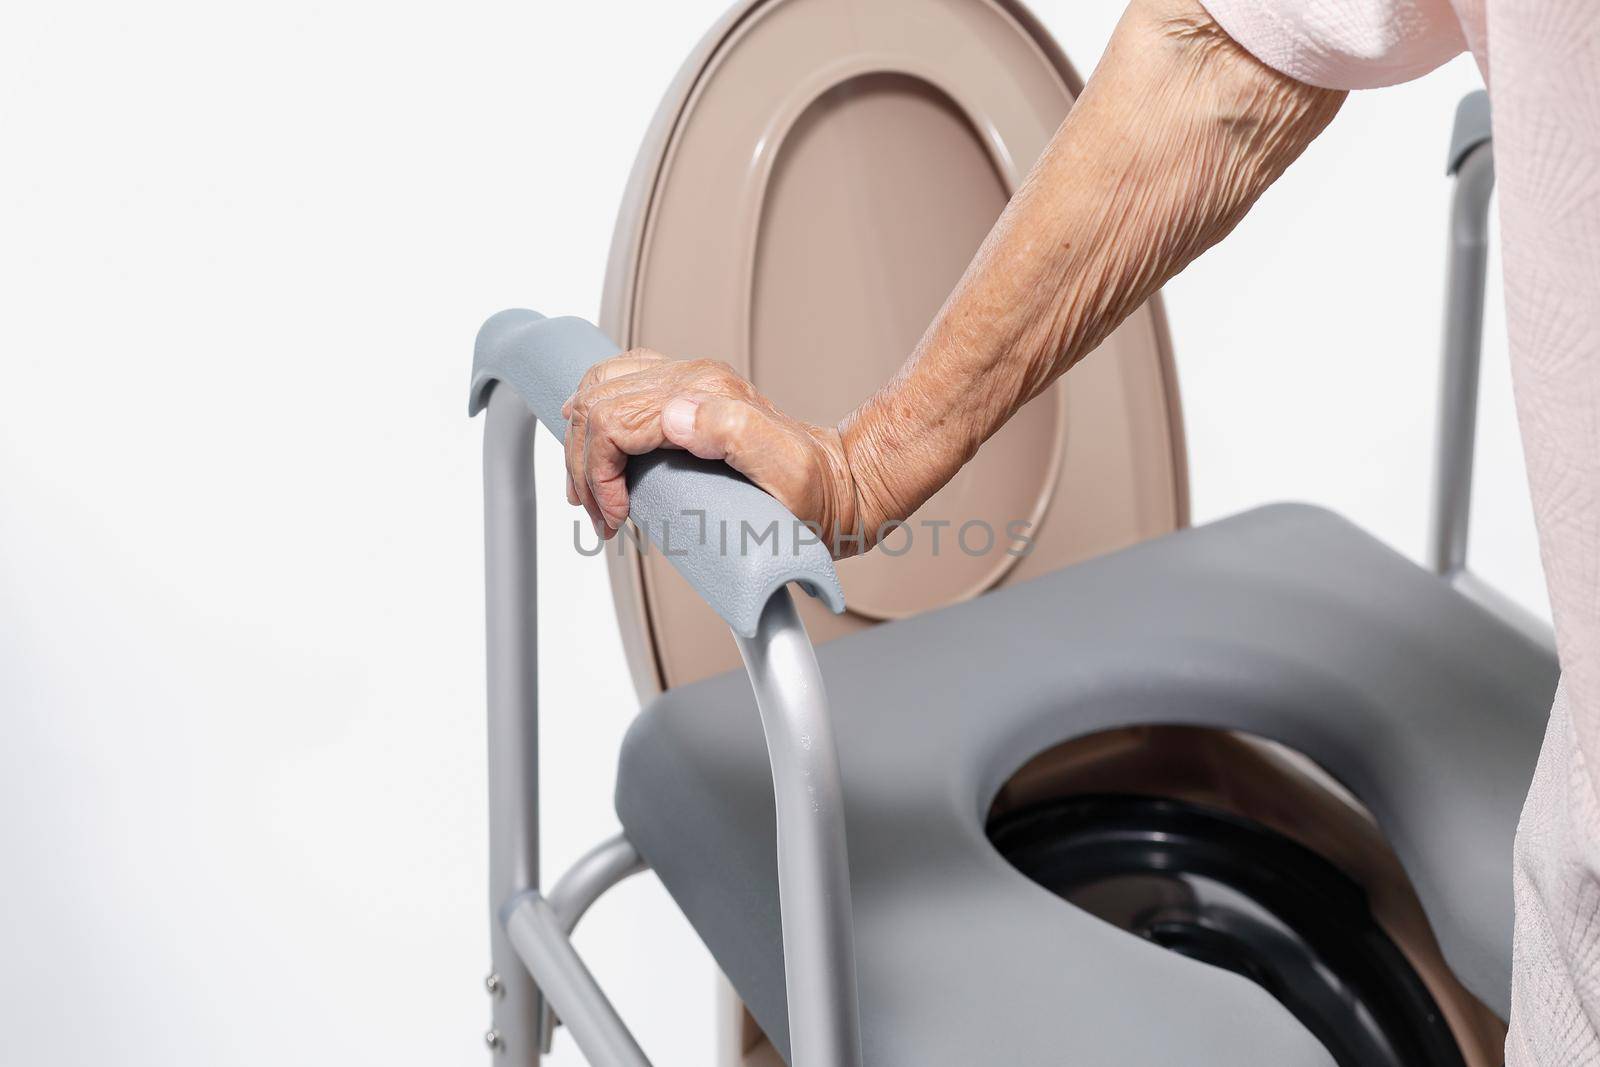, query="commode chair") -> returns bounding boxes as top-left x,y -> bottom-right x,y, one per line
469,1 -> 1554,1063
